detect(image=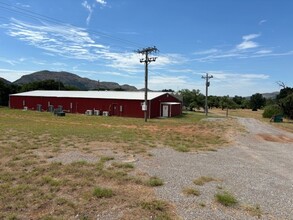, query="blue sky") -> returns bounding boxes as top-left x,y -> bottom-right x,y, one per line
0,0 -> 292,96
